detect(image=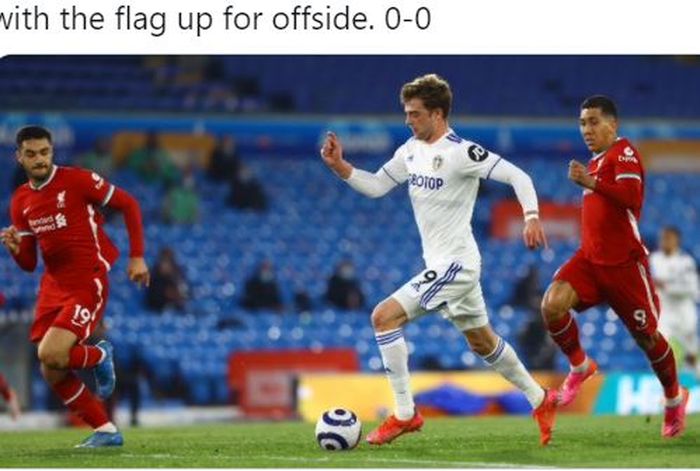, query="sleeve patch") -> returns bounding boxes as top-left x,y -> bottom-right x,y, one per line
467,144 -> 490,162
